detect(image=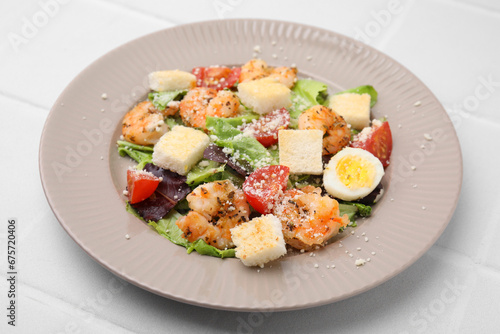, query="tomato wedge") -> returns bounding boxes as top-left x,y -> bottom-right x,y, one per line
192,66 -> 241,90
240,108 -> 290,147
127,169 -> 161,204
242,165 -> 290,214
351,120 -> 393,168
